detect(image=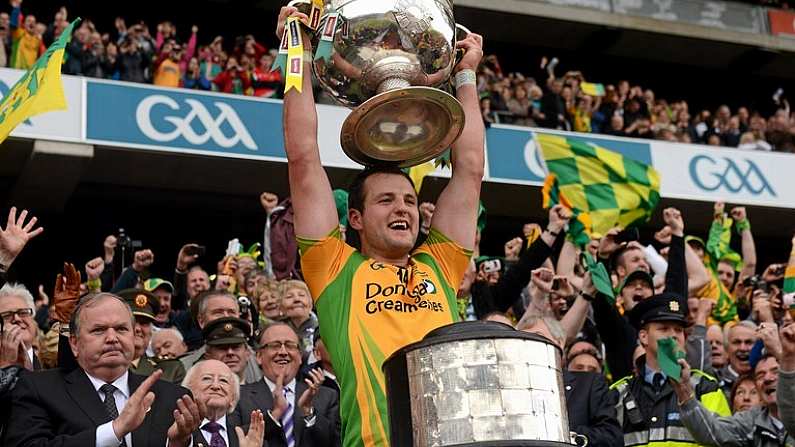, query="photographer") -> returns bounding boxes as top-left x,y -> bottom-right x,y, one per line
114,21 -> 153,83
212,55 -> 251,94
